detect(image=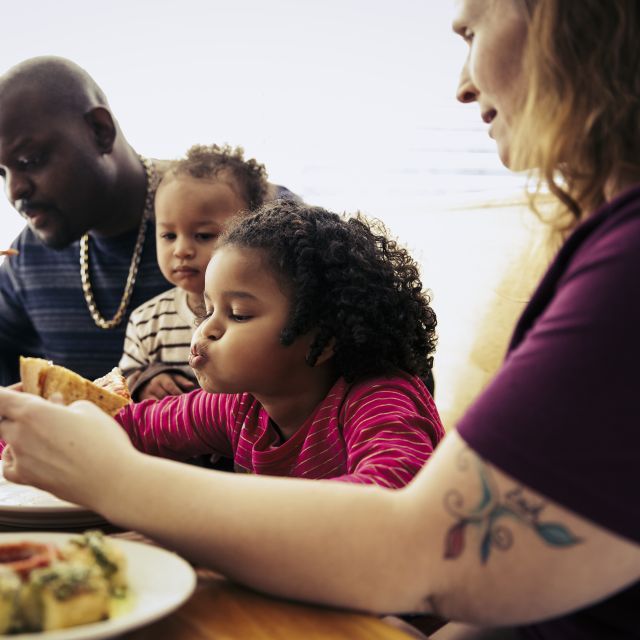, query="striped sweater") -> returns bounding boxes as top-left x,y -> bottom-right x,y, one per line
119,287 -> 197,389
116,372 -> 445,488
0,223 -> 171,386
